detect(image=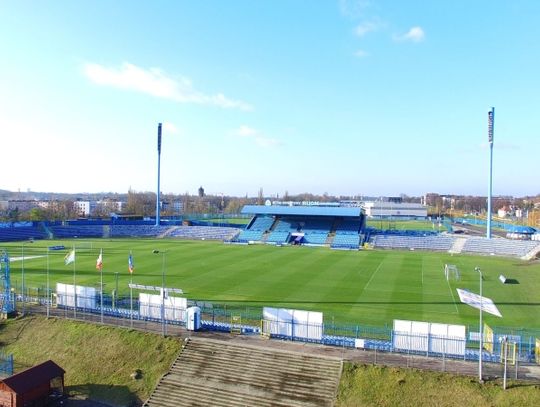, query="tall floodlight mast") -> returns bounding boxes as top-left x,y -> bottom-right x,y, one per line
156,123 -> 162,226
487,108 -> 494,239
